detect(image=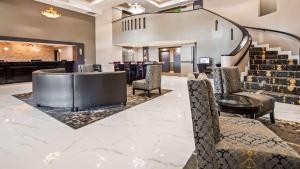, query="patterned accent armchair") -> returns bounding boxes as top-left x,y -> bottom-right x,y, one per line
132,65 -> 162,97
213,67 -> 275,123
186,78 -> 300,169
